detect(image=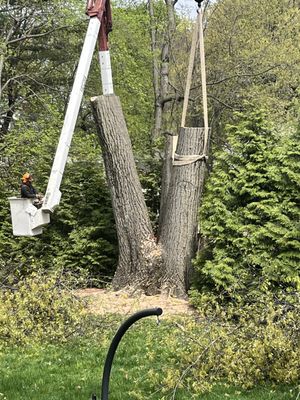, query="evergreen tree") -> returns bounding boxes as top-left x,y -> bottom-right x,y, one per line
0,104 -> 117,286
195,106 -> 300,295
